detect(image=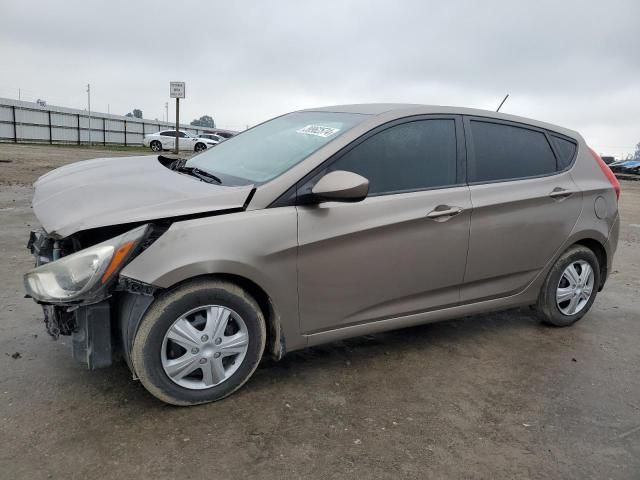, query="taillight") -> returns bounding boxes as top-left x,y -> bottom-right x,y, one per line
589,147 -> 620,201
